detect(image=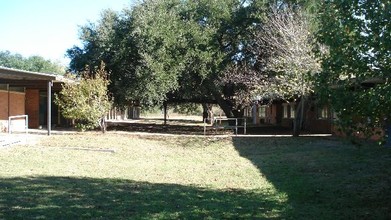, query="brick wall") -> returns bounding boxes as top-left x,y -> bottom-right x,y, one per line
0,91 -> 8,120
305,107 -> 333,133
25,89 -> 40,128
9,92 -> 25,116
281,118 -> 293,128
0,90 -> 26,132
0,91 -> 25,118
